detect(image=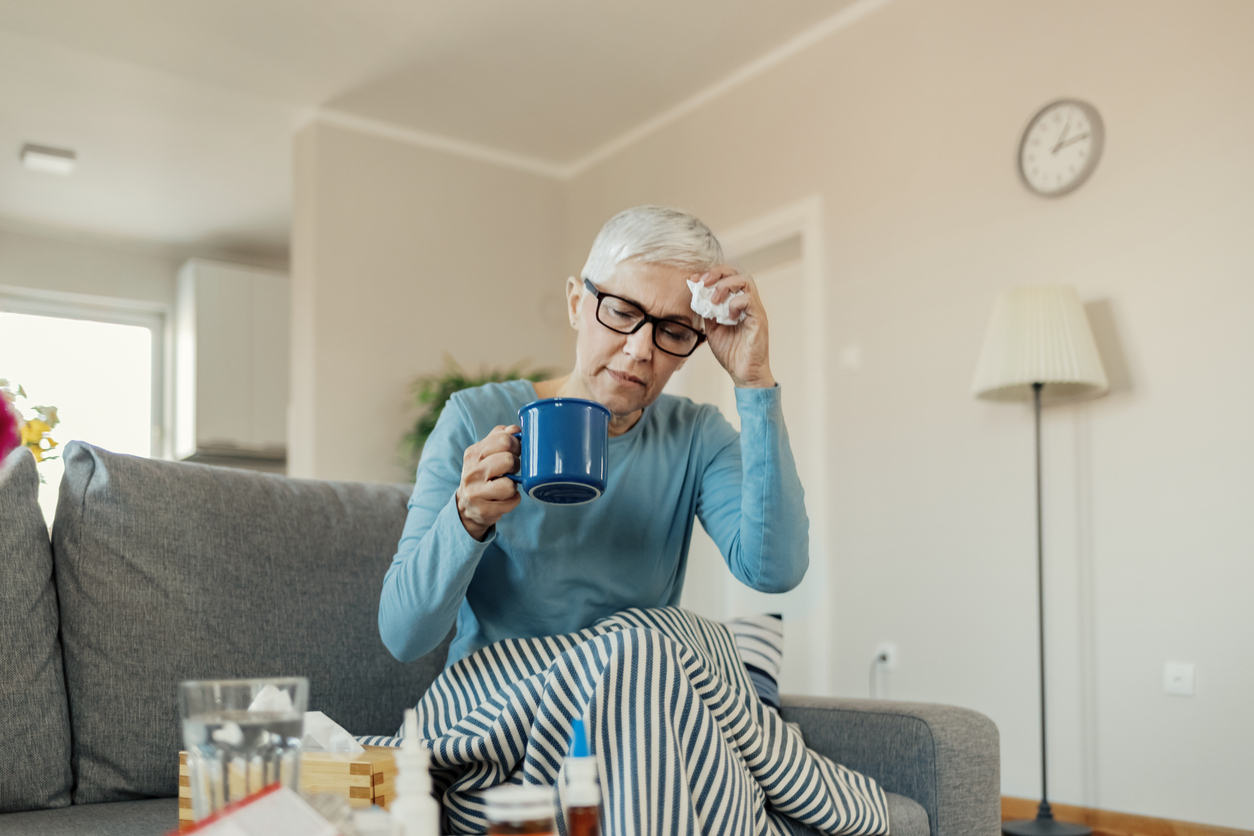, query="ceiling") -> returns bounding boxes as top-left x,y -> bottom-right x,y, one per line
0,0 -> 866,263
